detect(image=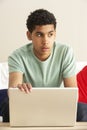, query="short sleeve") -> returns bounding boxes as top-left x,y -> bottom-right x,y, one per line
62,45 -> 76,78
8,51 -> 24,73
